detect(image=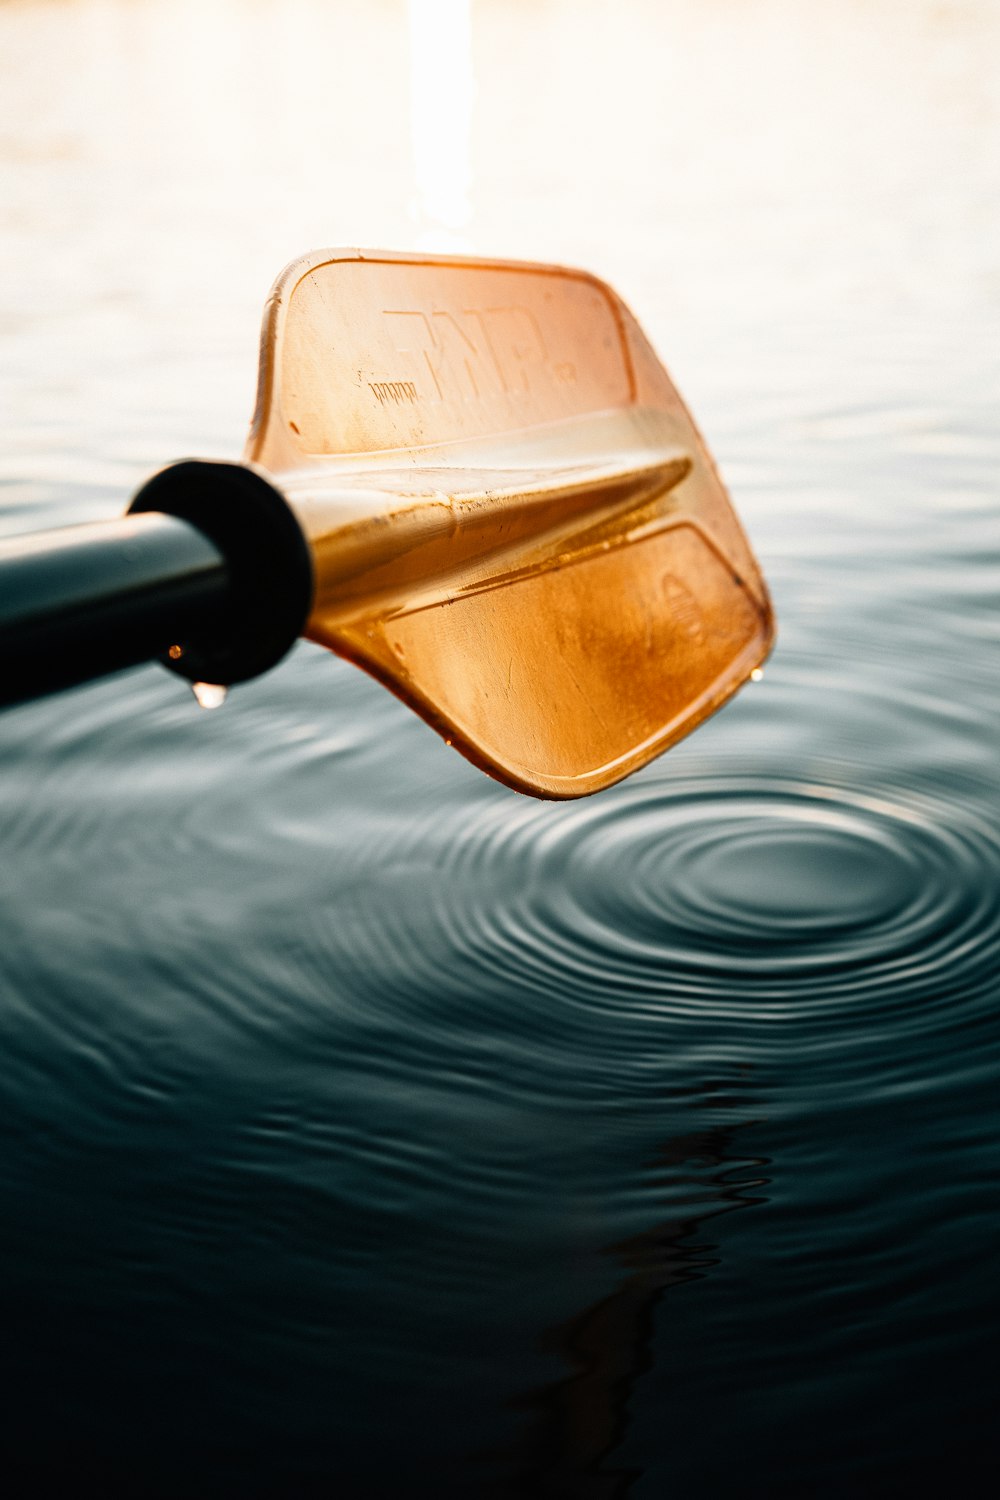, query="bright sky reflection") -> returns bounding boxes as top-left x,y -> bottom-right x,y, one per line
0,0 -> 997,519
407,0 -> 475,249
